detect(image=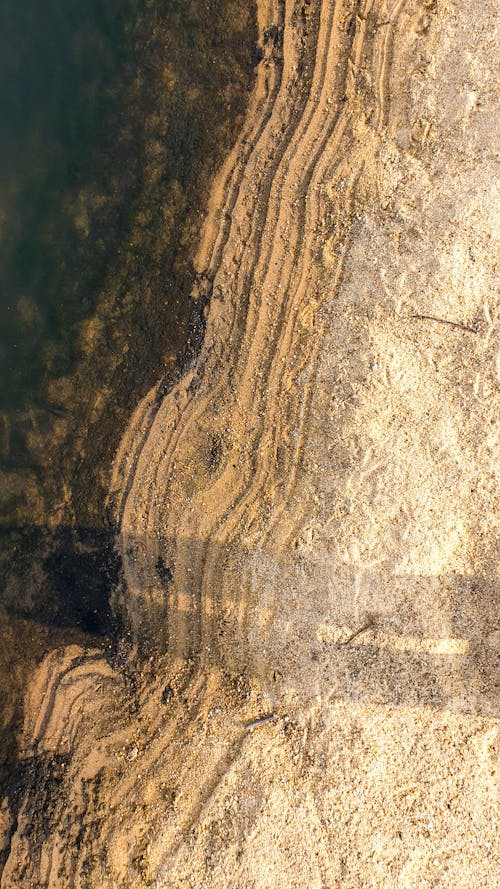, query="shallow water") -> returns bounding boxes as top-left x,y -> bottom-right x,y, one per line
0,0 -> 256,781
